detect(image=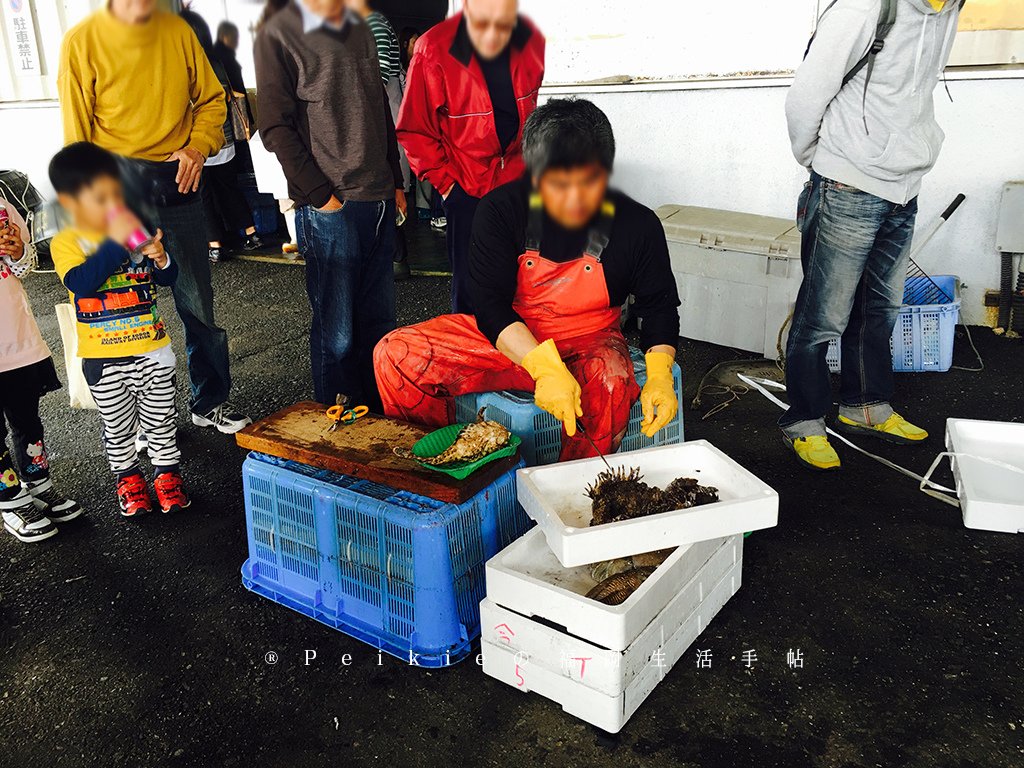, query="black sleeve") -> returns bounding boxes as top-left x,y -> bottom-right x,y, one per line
151,257 -> 179,287
630,208 -> 680,351
61,239 -> 128,296
383,84 -> 403,189
469,192 -> 525,346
